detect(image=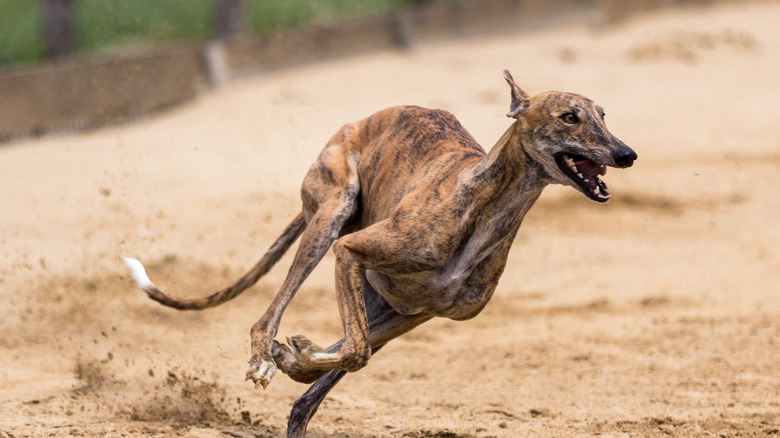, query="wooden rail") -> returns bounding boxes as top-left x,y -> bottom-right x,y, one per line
0,0 -> 739,143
